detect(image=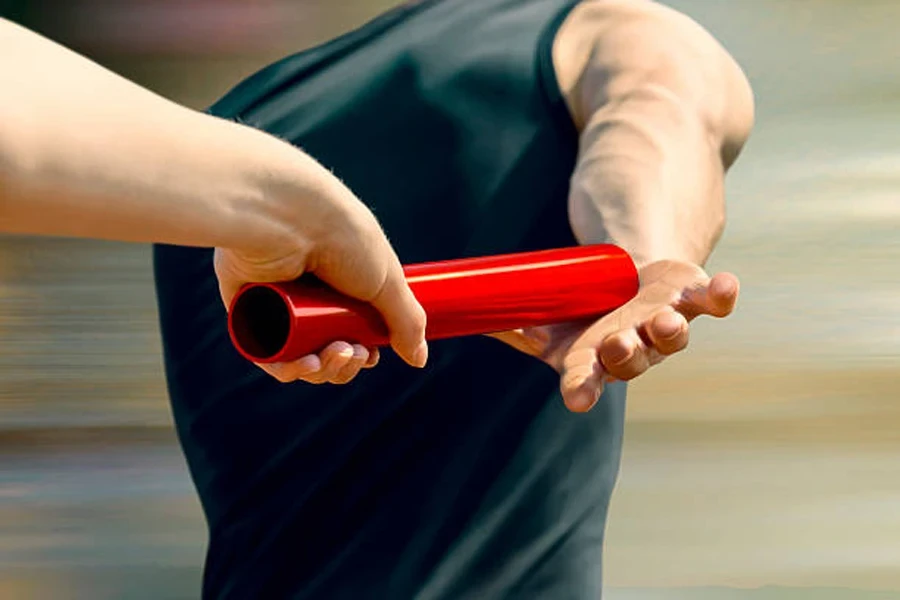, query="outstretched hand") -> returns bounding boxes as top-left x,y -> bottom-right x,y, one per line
489,260 -> 739,412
